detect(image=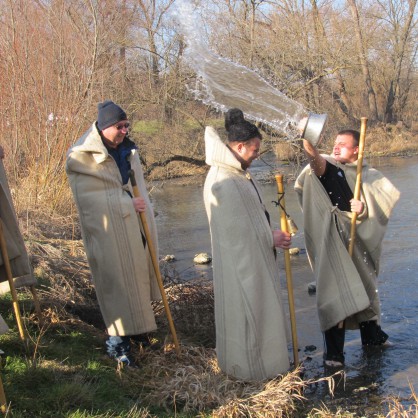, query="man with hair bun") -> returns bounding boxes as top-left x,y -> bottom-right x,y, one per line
203,108 -> 291,380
